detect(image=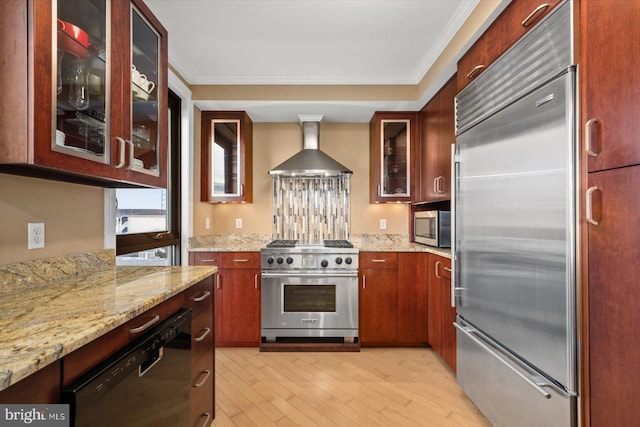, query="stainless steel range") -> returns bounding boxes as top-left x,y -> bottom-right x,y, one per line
260,239 -> 359,343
